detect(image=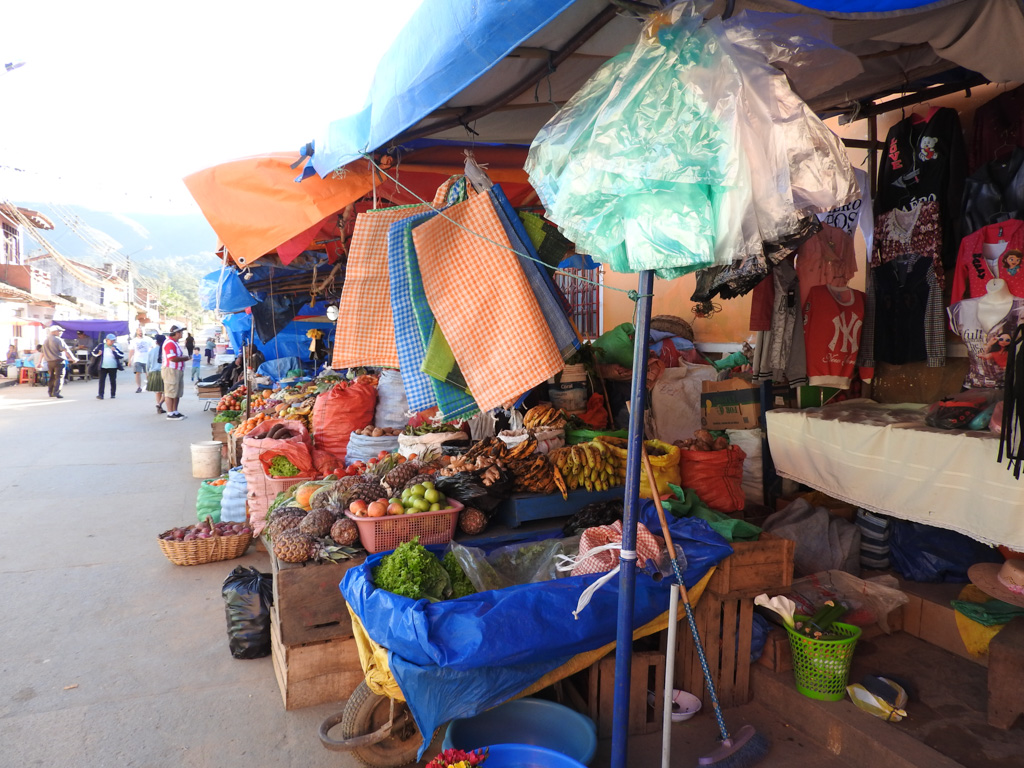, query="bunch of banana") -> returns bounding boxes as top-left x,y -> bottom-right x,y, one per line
523,404 -> 567,430
508,453 -> 556,494
549,441 -> 626,493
